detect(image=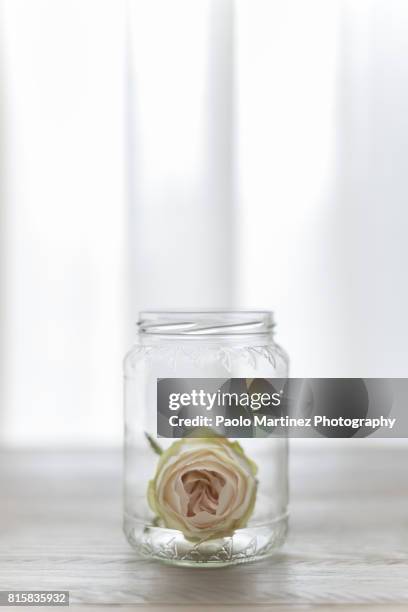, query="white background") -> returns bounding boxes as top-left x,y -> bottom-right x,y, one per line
1,0 -> 407,446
